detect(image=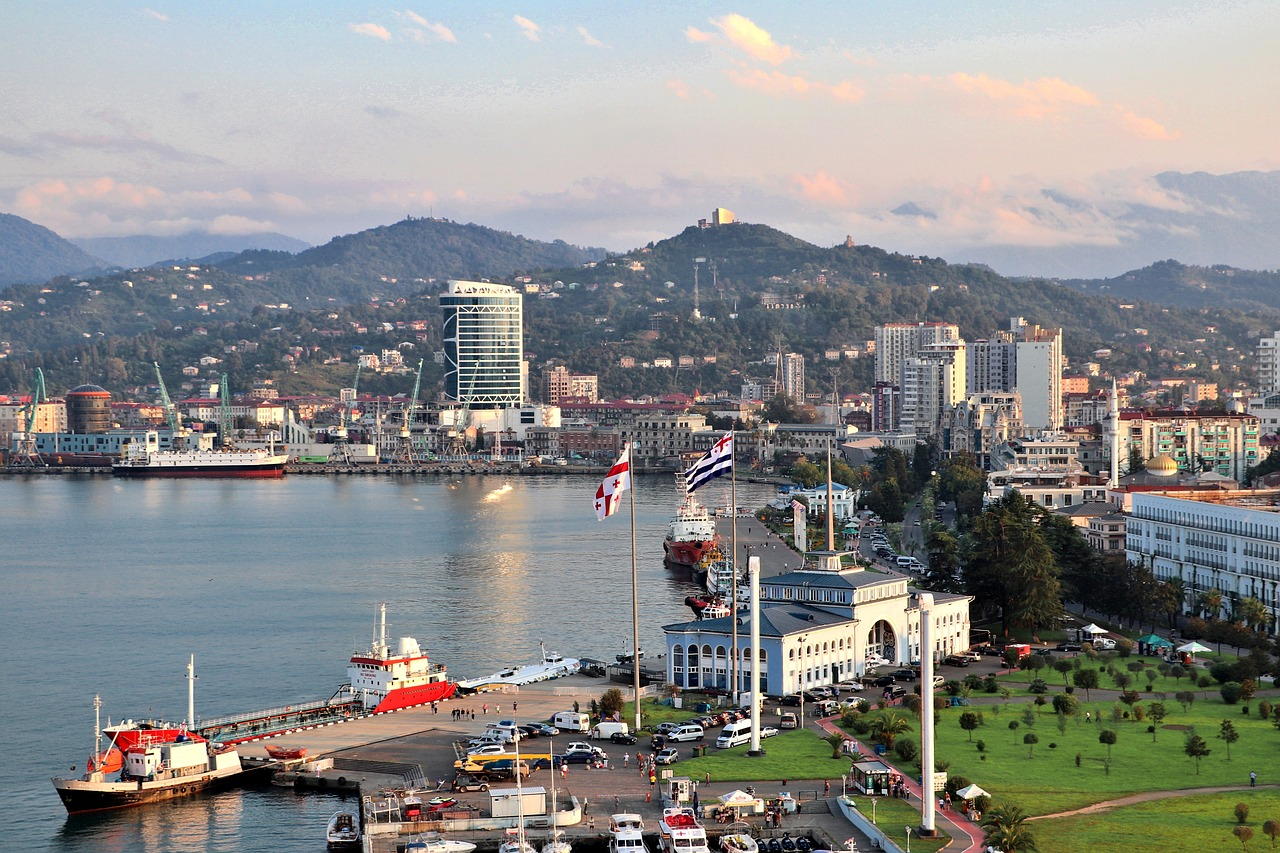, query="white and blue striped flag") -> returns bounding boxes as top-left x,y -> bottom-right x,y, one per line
684,433 -> 733,493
